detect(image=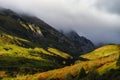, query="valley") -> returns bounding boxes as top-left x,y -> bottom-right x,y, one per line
0,9 -> 119,80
